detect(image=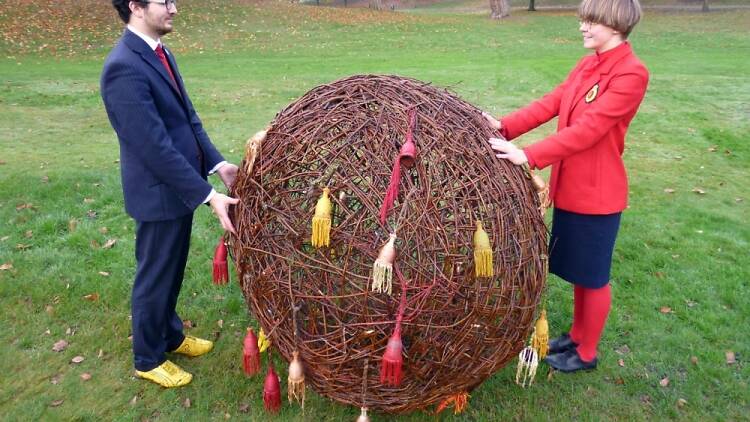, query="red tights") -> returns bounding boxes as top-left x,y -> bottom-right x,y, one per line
568,284 -> 611,362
